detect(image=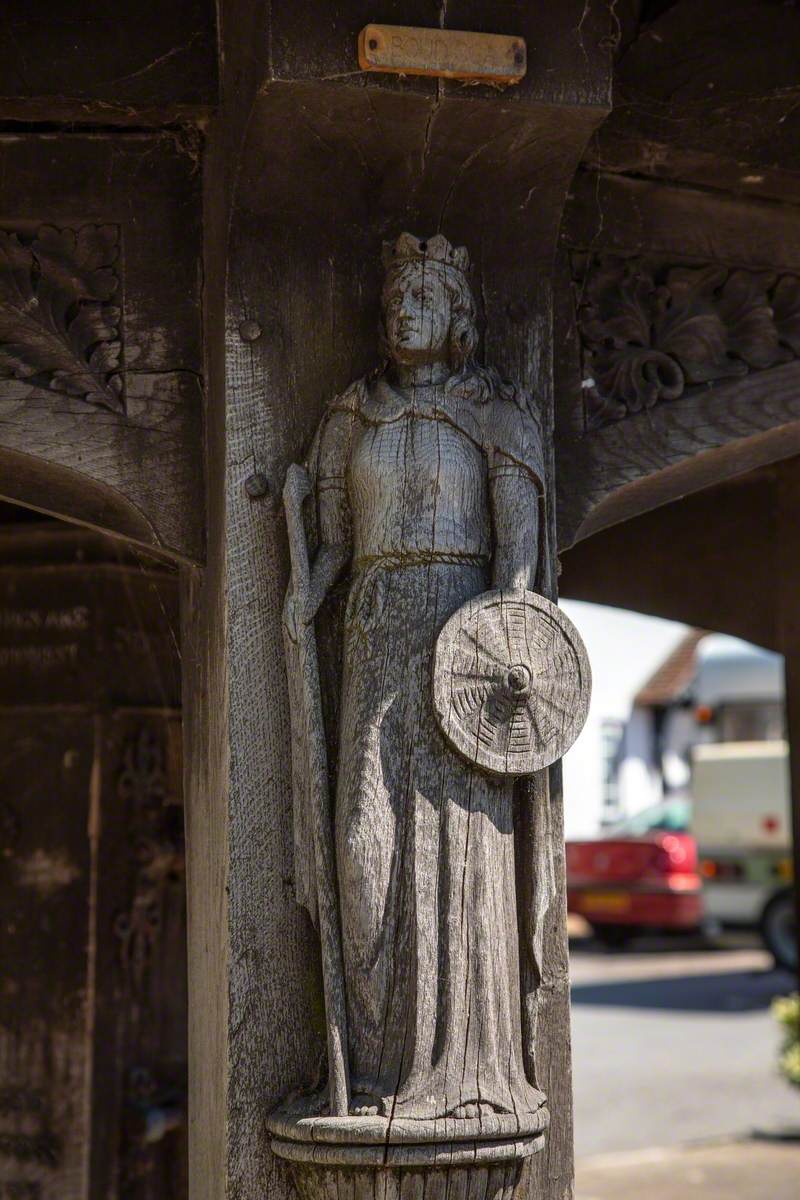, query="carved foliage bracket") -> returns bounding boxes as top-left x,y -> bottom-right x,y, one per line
0,225 -> 124,413
575,255 -> 800,430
